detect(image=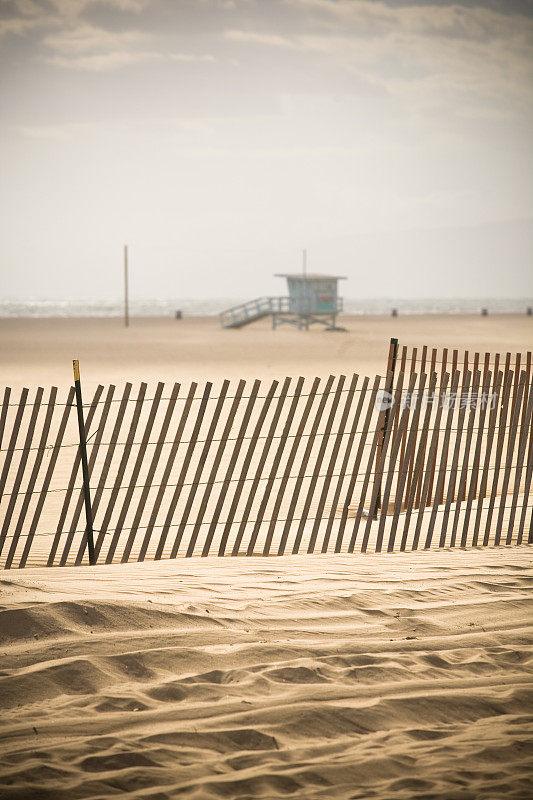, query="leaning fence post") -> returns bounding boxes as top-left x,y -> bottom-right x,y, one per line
373,337 -> 399,518
73,360 -> 95,565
